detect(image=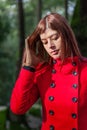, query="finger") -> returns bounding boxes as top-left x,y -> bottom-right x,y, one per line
25,39 -> 30,53
21,49 -> 27,66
